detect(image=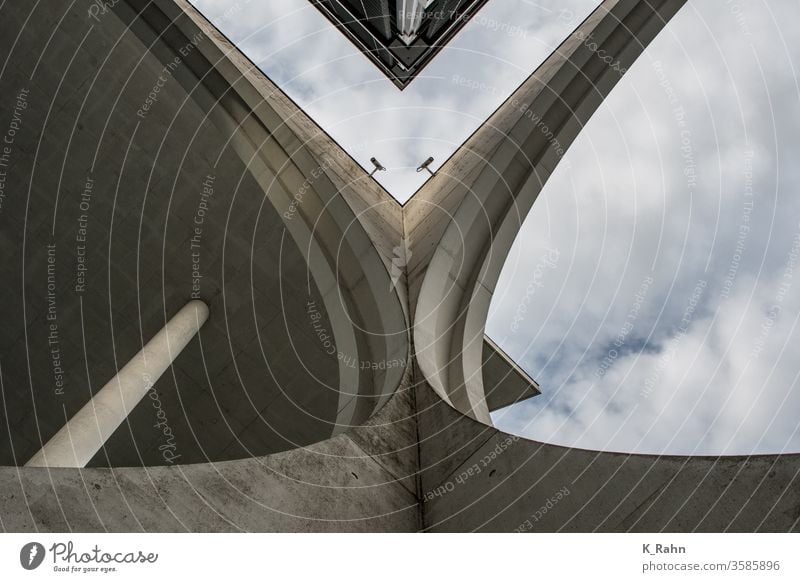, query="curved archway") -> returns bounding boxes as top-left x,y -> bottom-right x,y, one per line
410,0 -> 687,422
